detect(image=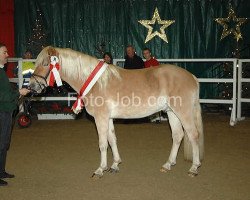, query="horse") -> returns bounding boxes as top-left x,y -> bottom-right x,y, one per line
29,46 -> 204,178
